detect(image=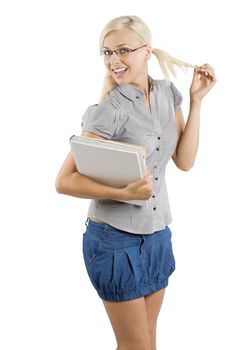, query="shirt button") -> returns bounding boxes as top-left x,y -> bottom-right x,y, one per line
136,96 -> 140,99
157,136 -> 161,140
153,207 -> 156,210
156,147 -> 160,151
152,195 -> 155,198
155,177 -> 158,181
